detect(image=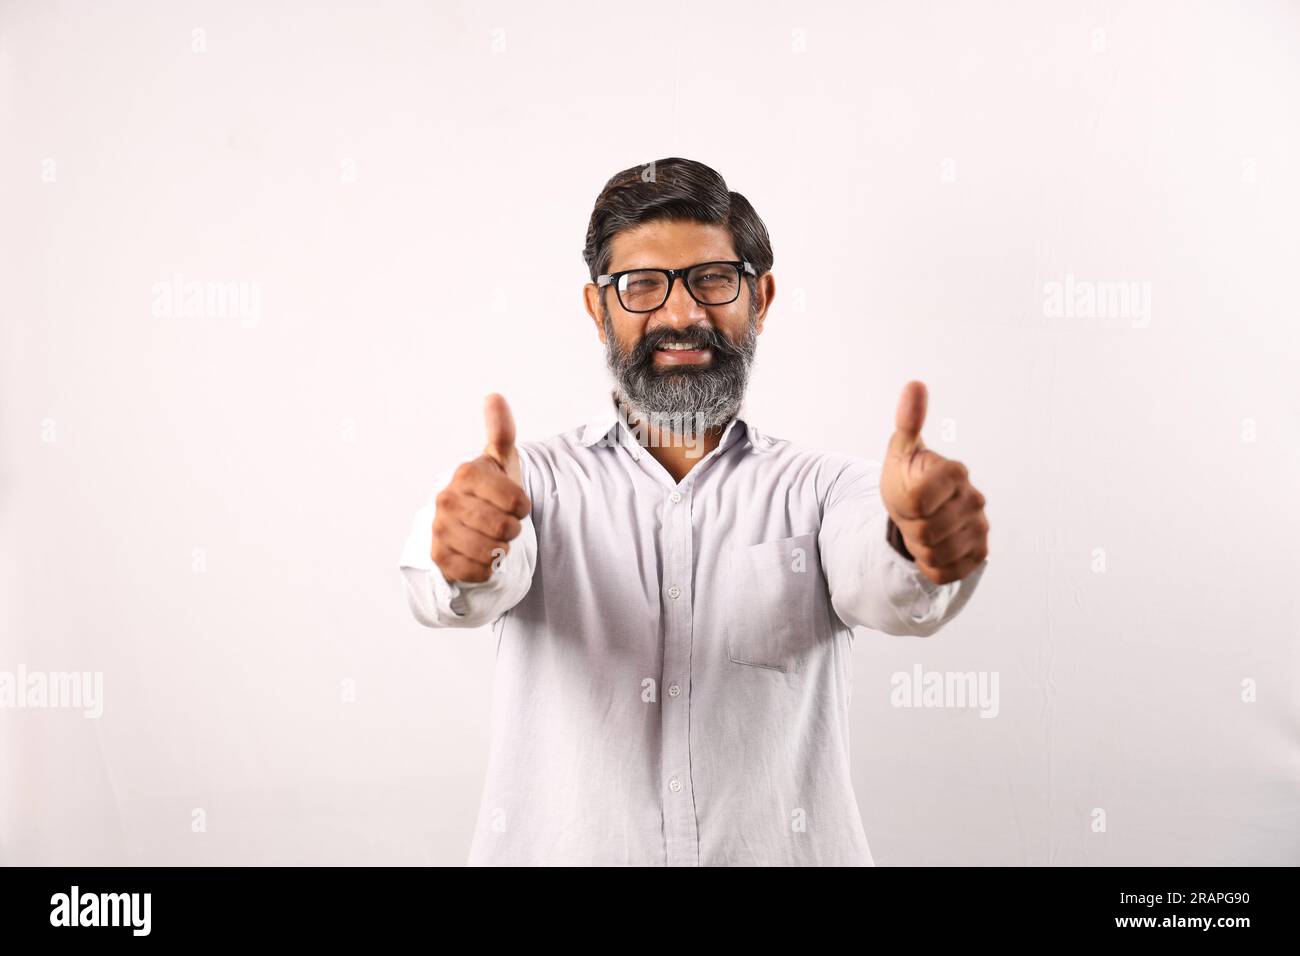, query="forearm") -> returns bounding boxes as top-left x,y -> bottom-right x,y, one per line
821,462 -> 986,636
